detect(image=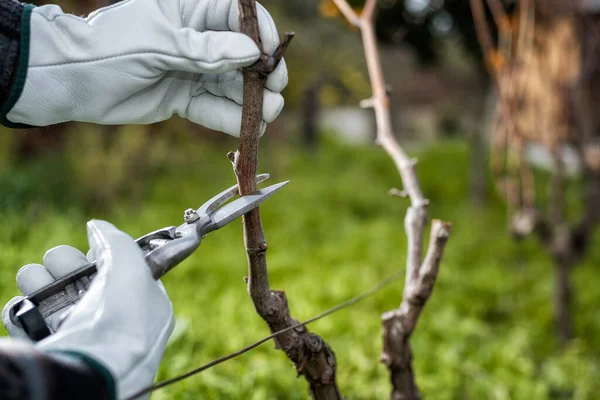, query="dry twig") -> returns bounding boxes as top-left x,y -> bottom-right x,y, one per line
230,1 -> 341,399
331,1 -> 452,398
469,0 -> 599,343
